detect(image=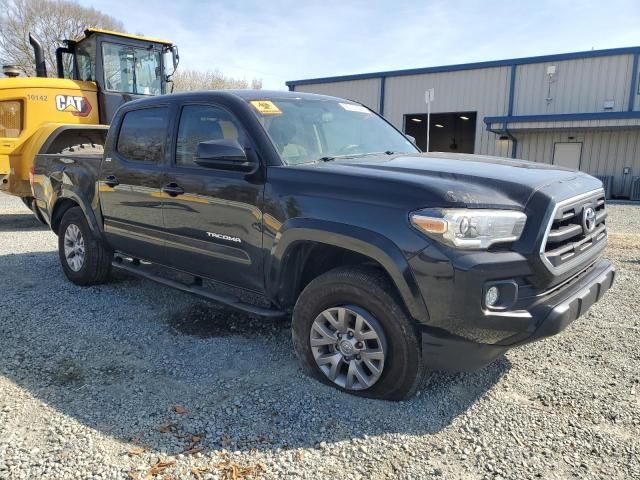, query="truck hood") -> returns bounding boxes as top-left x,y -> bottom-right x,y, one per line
307,152 -> 602,208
